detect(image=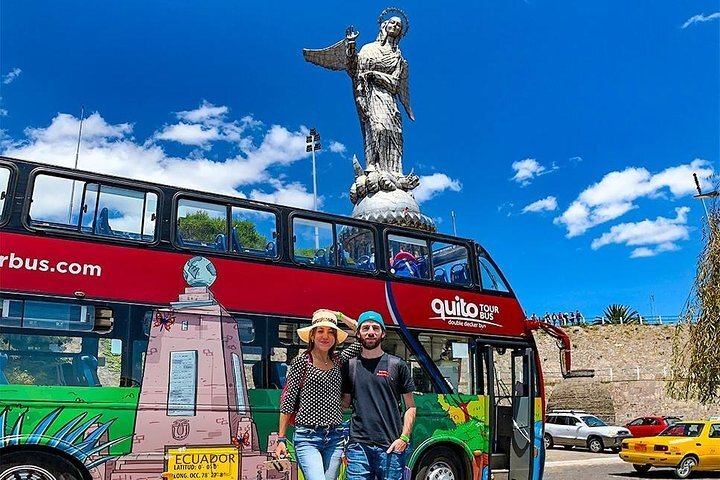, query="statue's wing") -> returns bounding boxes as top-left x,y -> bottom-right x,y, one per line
398,59 -> 414,121
303,38 -> 348,71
